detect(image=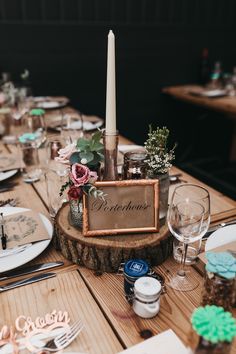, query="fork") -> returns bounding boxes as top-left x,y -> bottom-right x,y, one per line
34,319 -> 84,353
